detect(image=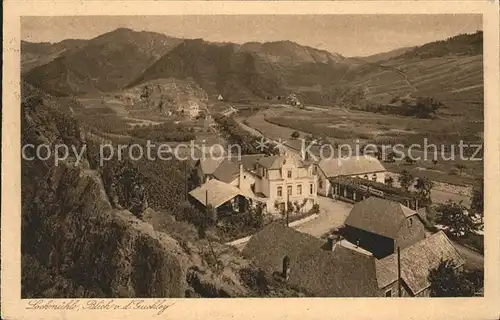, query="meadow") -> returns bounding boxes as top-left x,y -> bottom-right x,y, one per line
243,105 -> 483,186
